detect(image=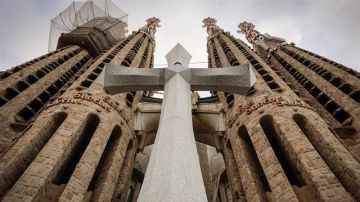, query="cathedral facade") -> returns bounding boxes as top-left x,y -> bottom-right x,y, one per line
0,2 -> 359,202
